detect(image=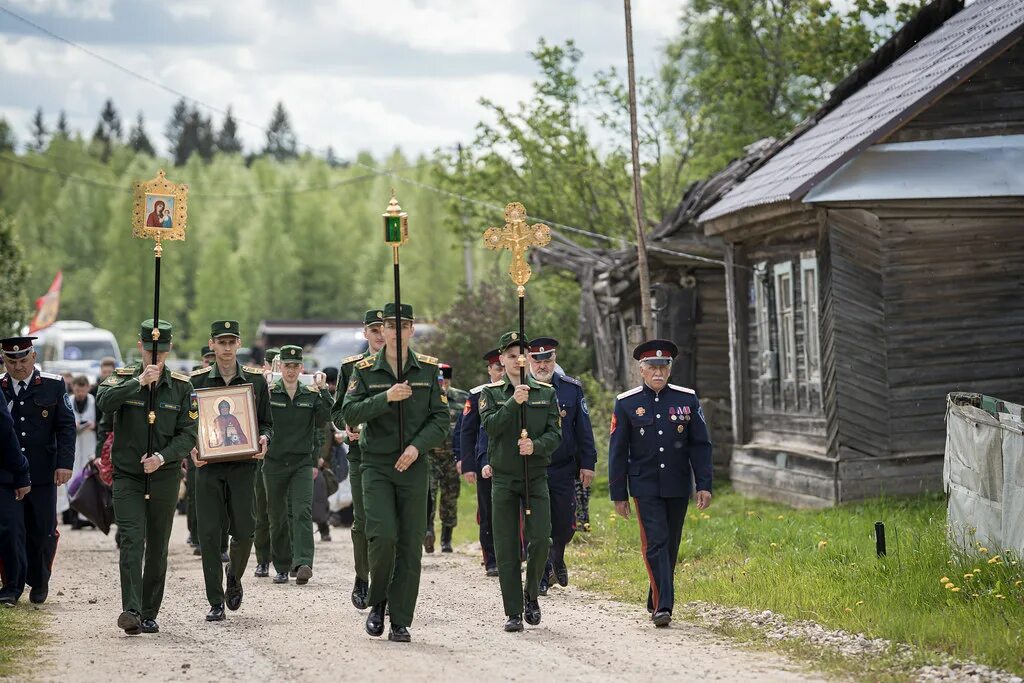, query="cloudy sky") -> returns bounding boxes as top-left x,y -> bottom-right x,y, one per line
0,0 -> 685,159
